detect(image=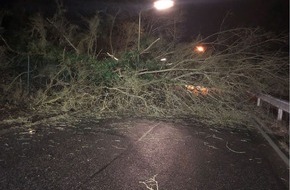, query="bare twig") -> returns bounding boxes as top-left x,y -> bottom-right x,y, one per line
46,18 -> 79,54
106,52 -> 119,61
109,9 -> 120,54
138,68 -> 199,76
139,175 -> 159,190
226,141 -> 246,154
0,35 -> 27,55
141,38 -> 160,54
